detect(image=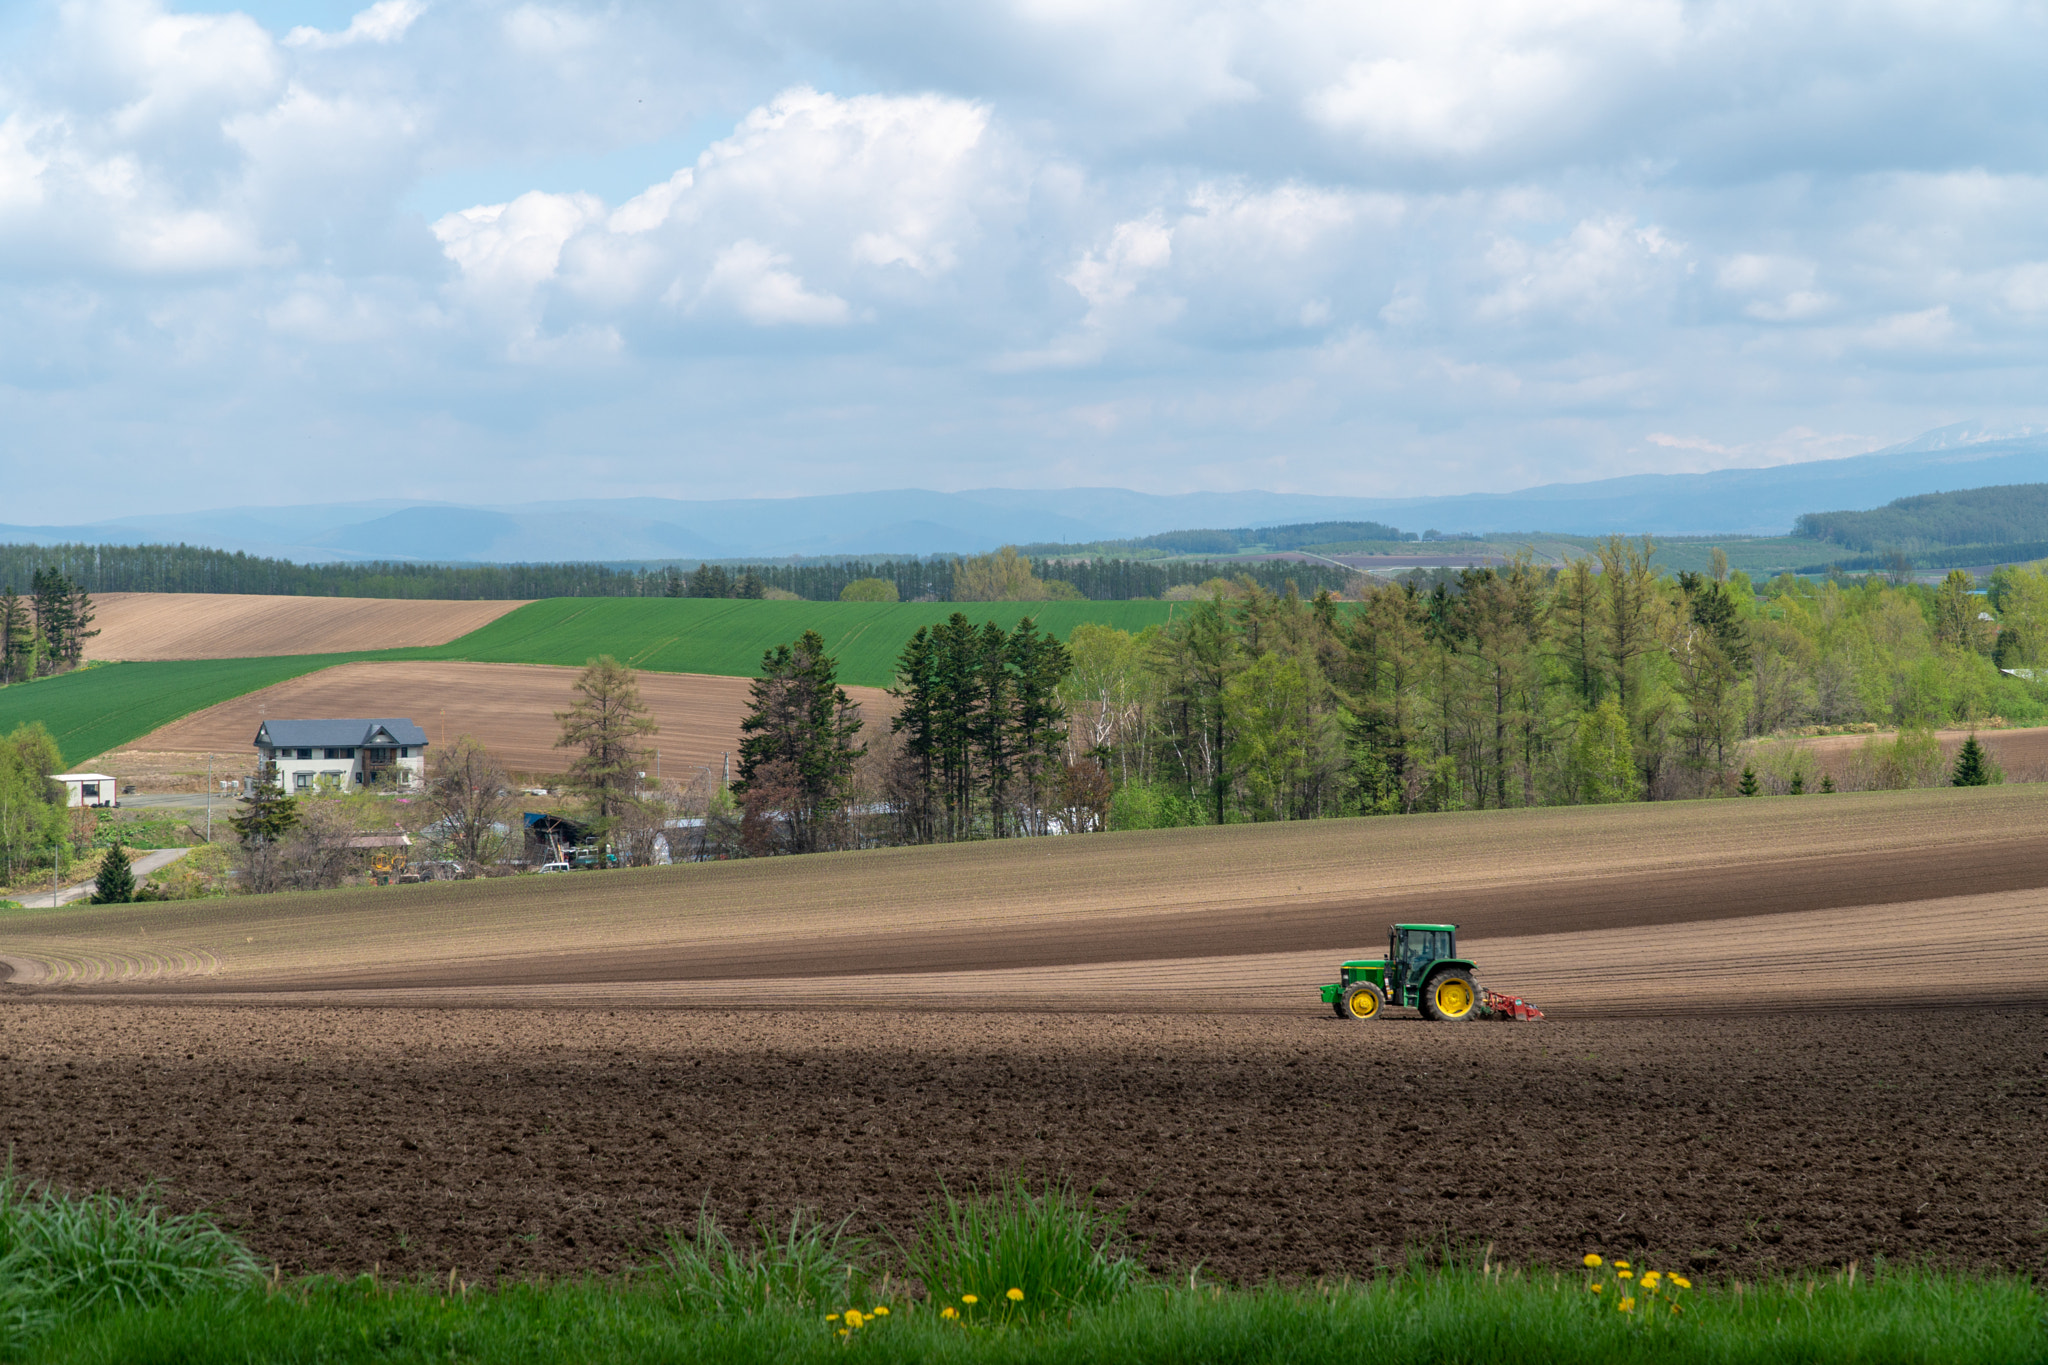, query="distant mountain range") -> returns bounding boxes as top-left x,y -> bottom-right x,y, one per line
5,422 -> 2045,562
